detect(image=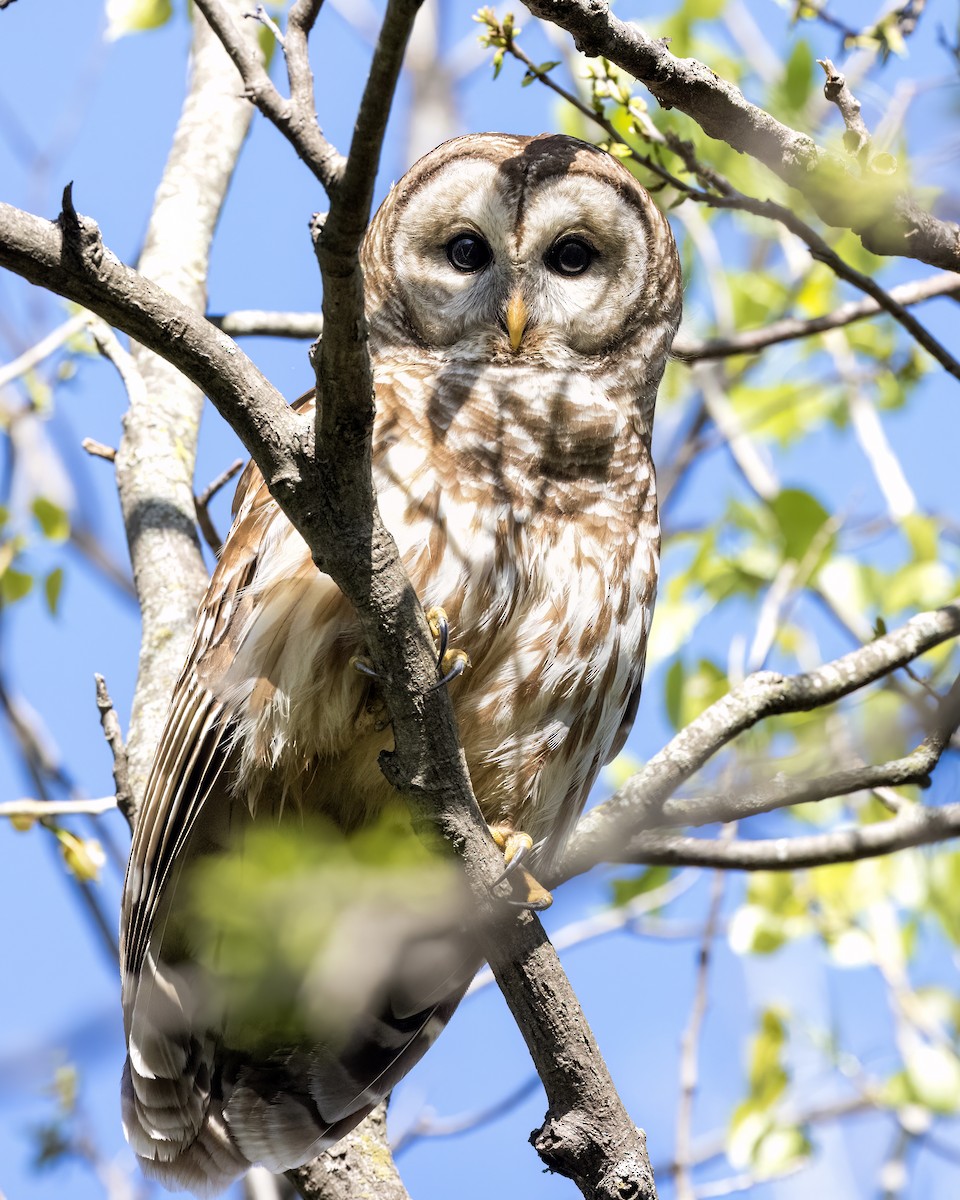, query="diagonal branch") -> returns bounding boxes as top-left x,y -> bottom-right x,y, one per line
192,0 -> 345,189
558,603 -> 960,882
520,0 -> 960,270
672,272 -> 960,361
659,672 -> 960,827
627,802 -> 960,871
